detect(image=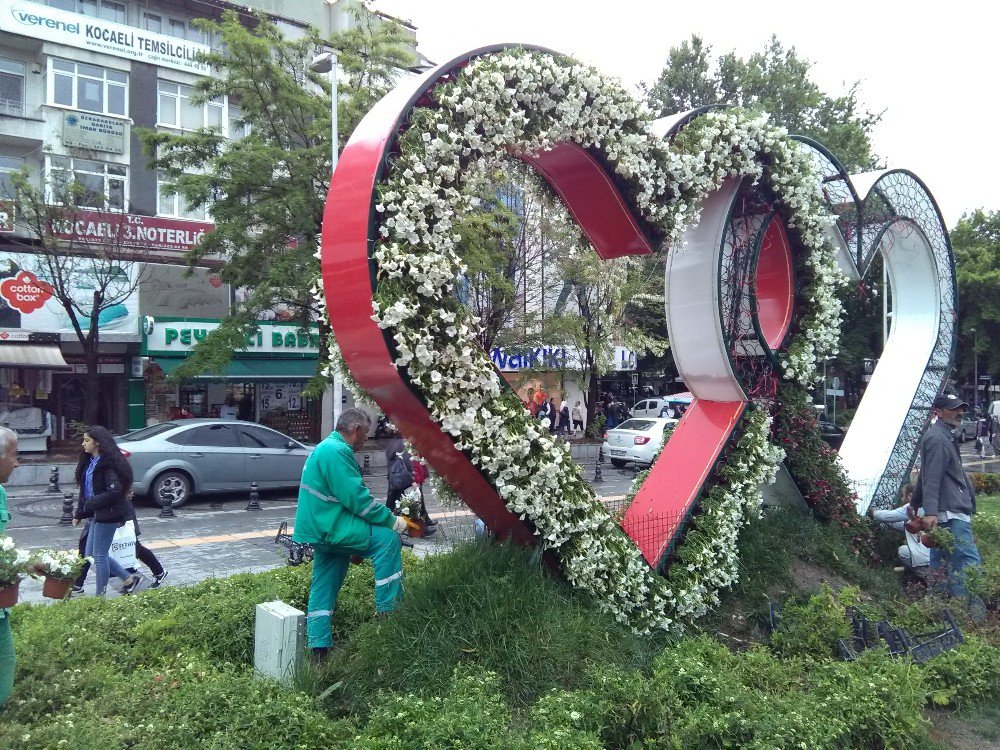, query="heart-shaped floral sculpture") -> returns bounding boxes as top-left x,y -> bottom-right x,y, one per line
318,46 -> 946,633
